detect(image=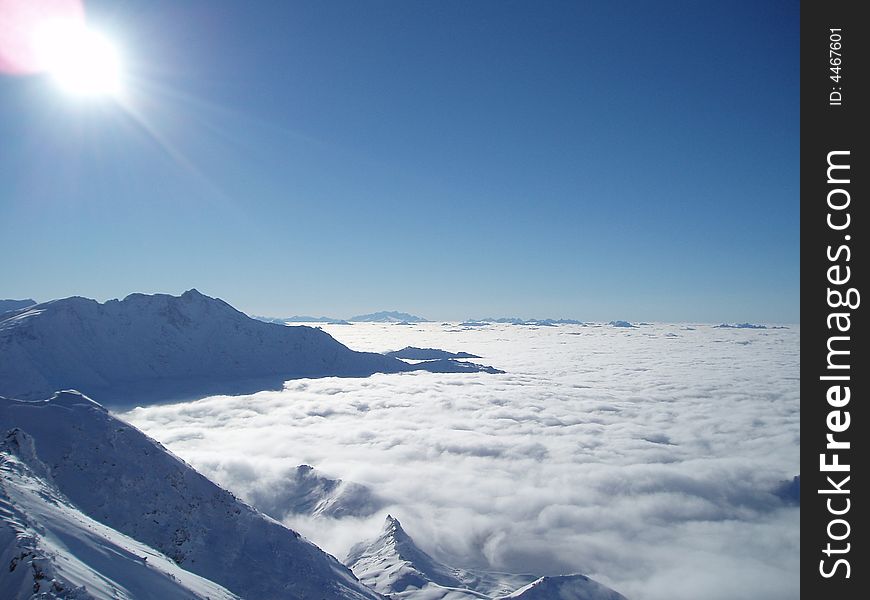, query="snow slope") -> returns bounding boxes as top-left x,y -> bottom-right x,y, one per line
347,516 -> 544,600
0,290 -> 500,406
0,392 -> 384,600
1,429 -> 240,600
